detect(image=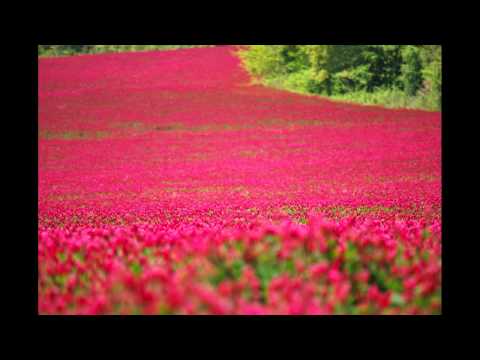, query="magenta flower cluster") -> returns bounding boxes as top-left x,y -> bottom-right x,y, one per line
38,46 -> 441,314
